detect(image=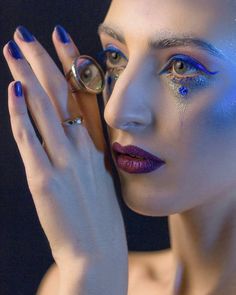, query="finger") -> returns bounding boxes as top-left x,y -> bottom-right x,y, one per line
8,81 -> 51,177
52,25 -> 80,74
3,41 -> 69,161
52,25 -> 106,152
14,26 -> 74,121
